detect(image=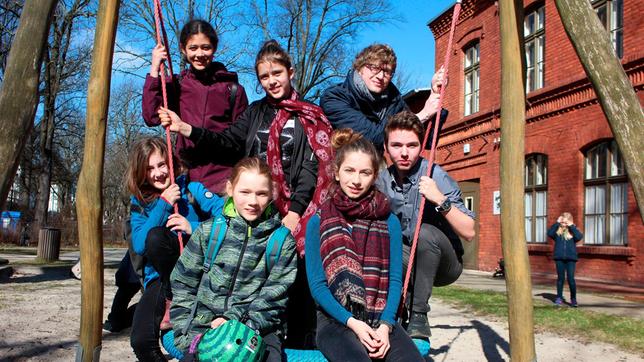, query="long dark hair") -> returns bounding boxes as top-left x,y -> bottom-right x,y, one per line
180,19 -> 218,53
125,137 -> 182,204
